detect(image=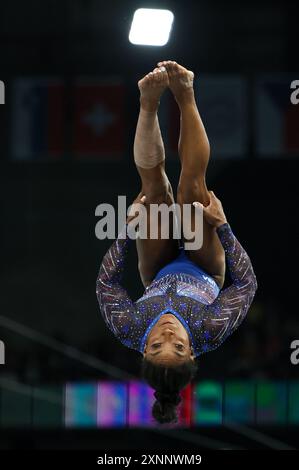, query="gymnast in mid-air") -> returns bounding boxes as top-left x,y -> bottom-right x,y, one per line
96,61 -> 257,424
